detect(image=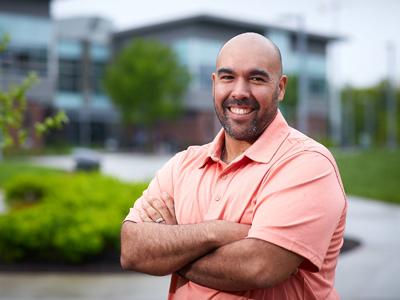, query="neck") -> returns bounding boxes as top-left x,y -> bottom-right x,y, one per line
221,133 -> 256,164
